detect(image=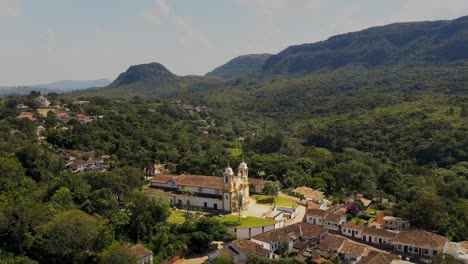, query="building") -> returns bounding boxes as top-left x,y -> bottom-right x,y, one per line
146,162 -> 250,212
208,239 -> 273,262
362,227 -> 397,247
341,222 -> 365,239
126,244 -> 153,264
248,178 -> 269,194
323,212 -> 347,231
305,209 -> 346,231
339,241 -> 368,263
250,223 -> 328,254
293,186 -> 325,204
383,216 -> 410,231
317,235 -> 346,255
36,96 -> 50,107
393,230 -> 448,260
